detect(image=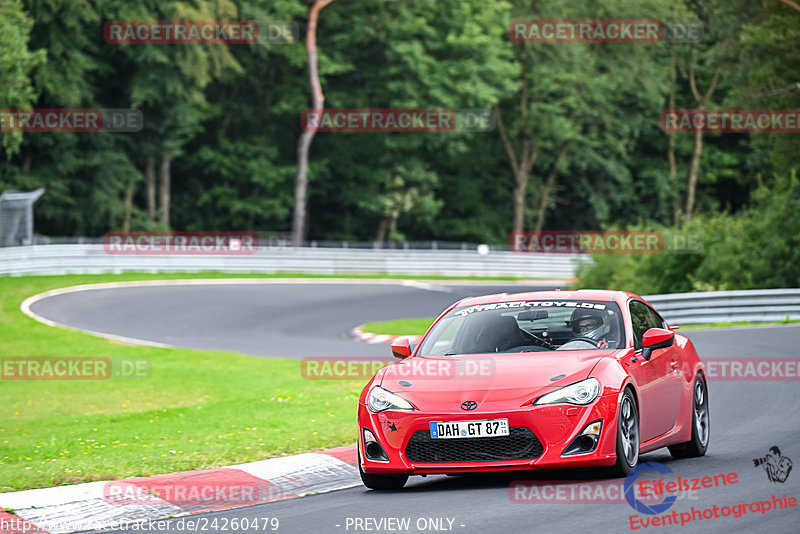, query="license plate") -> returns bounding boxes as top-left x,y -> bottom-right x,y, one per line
429,419 -> 509,439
